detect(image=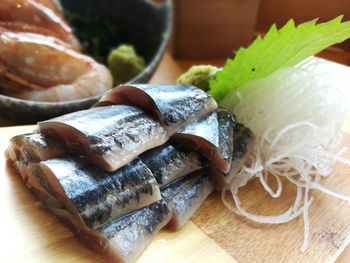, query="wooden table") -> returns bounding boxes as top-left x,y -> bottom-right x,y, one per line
1,52 -> 349,262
